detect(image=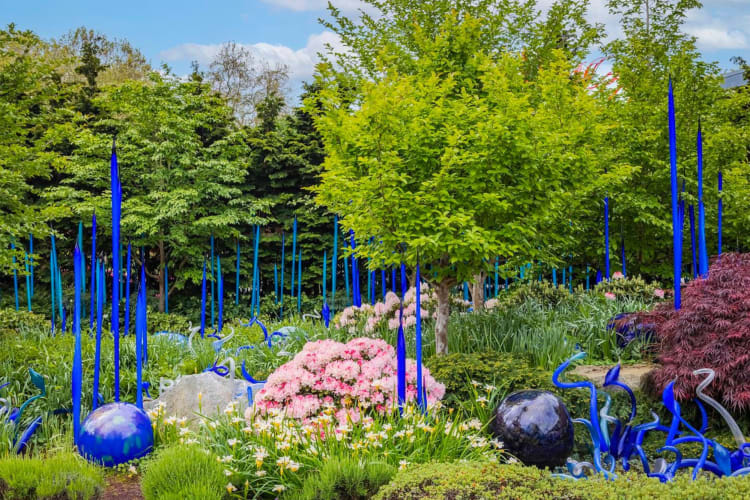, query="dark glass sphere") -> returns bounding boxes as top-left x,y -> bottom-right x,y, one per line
491,390 -> 574,468
77,402 -> 154,467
